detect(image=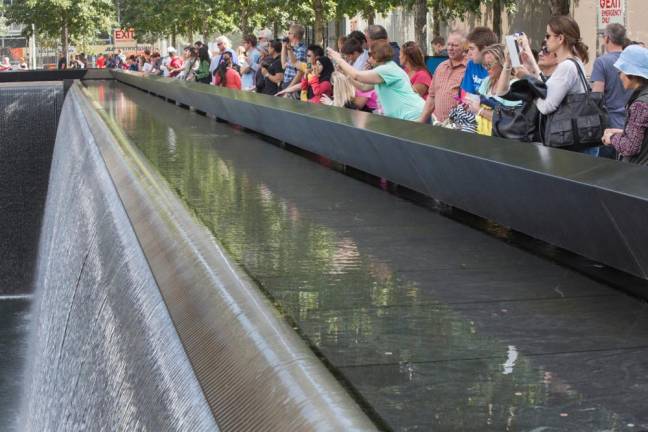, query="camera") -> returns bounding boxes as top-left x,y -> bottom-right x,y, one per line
282,36 -> 290,43
261,61 -> 273,69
